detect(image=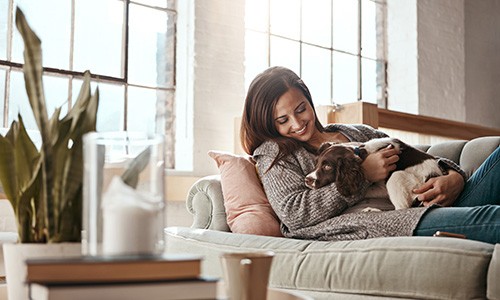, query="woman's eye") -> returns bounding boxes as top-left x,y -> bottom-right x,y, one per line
296,106 -> 306,113
277,118 -> 287,125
